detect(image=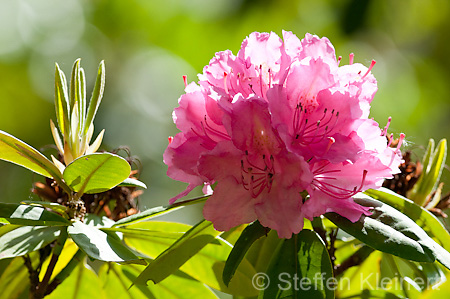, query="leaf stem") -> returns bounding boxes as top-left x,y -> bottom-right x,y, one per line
33,228 -> 68,298
334,245 -> 374,277
45,249 -> 86,296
